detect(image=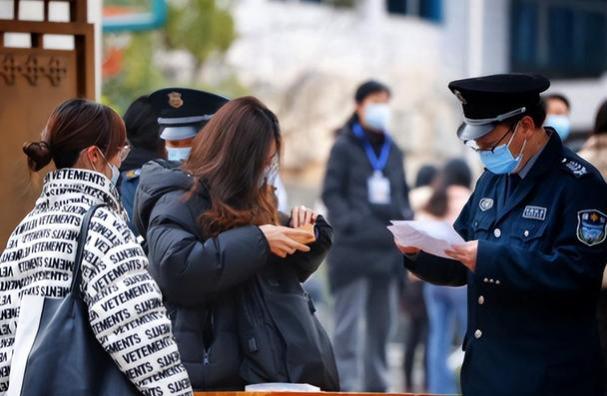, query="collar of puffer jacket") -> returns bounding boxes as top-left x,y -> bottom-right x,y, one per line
38,168 -> 127,219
